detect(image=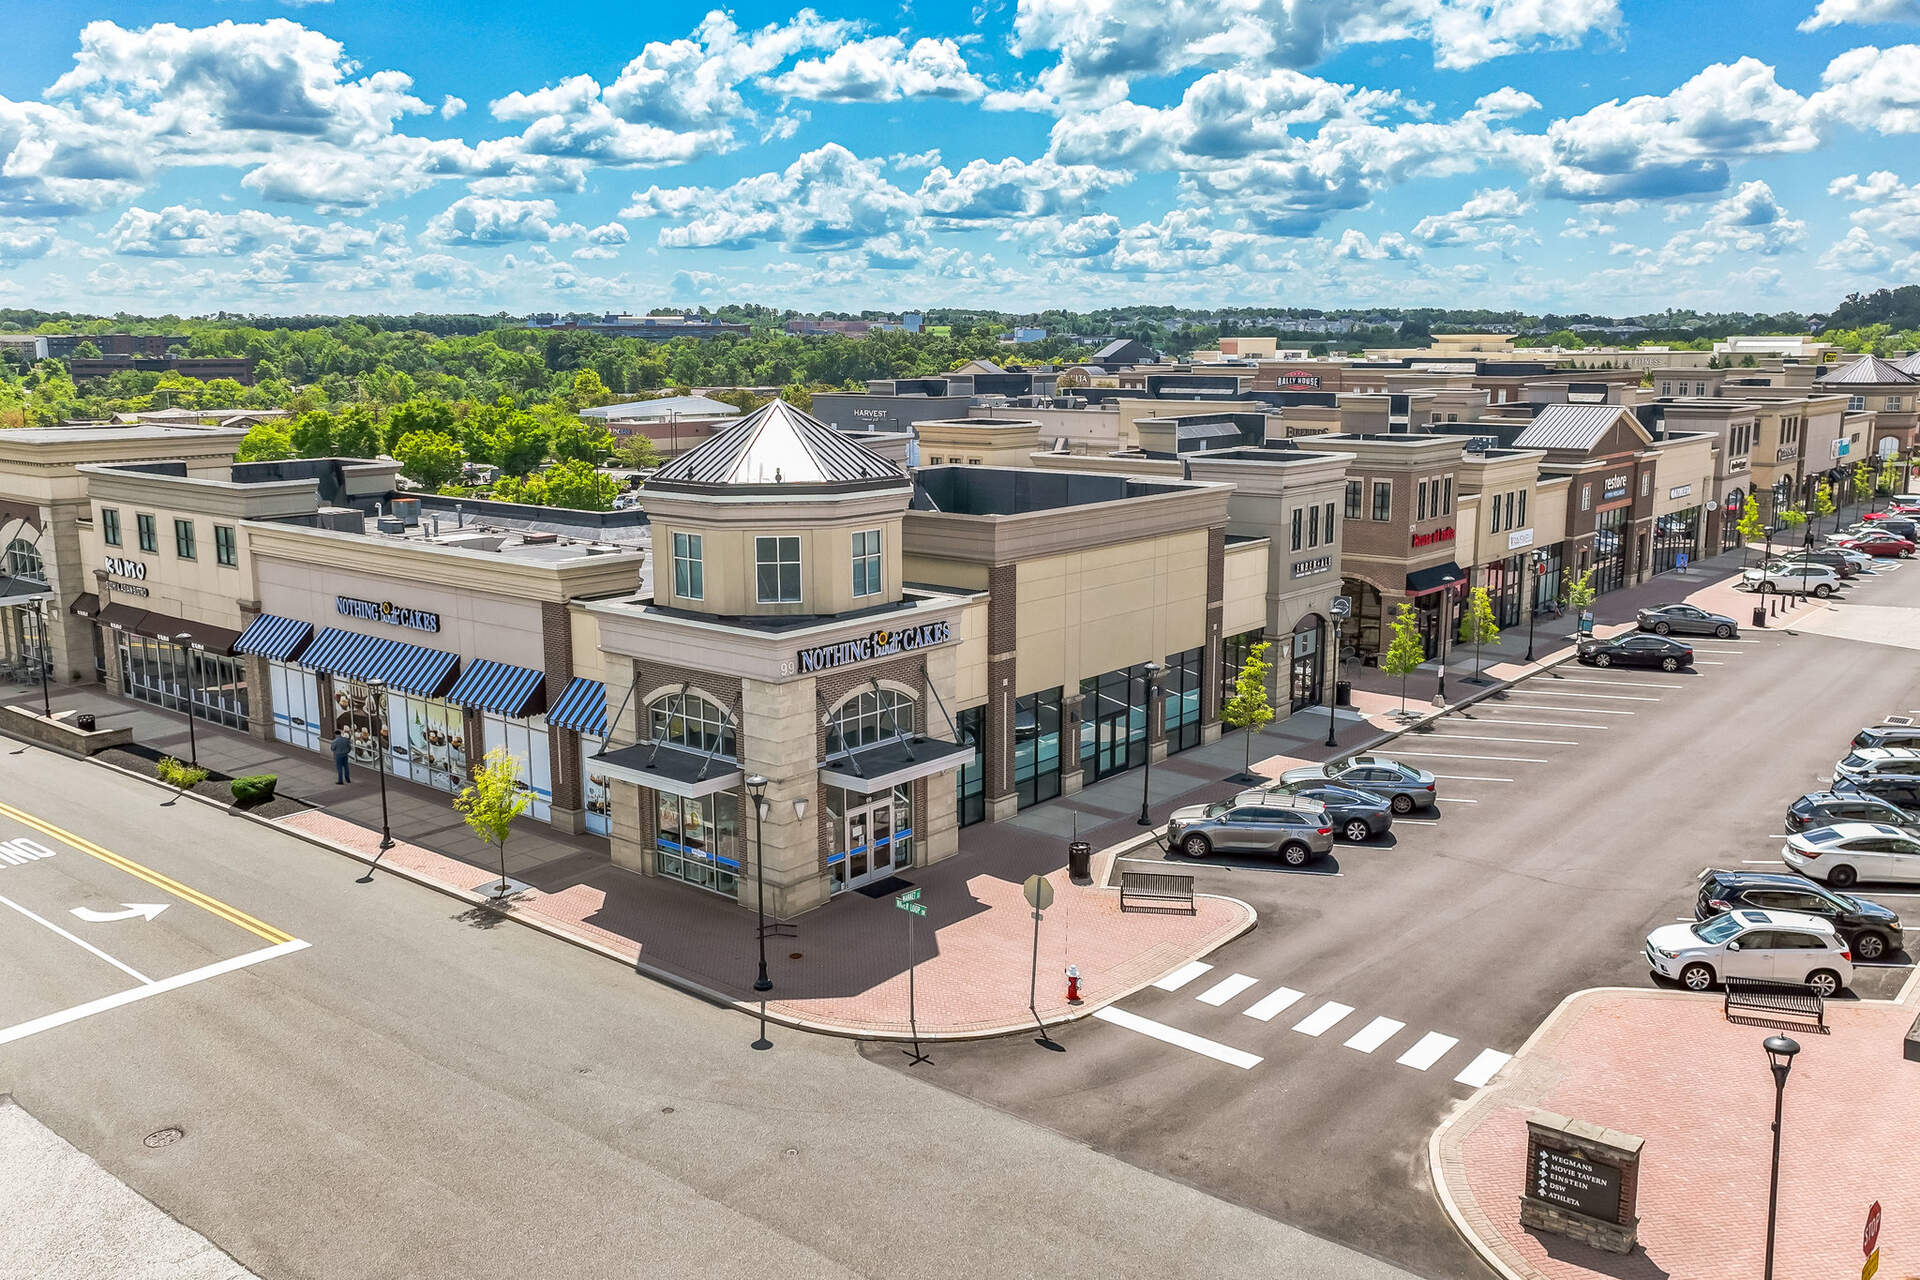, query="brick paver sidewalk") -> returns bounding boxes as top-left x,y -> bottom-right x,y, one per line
277,810 -> 1253,1039
1433,987 -> 1920,1280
